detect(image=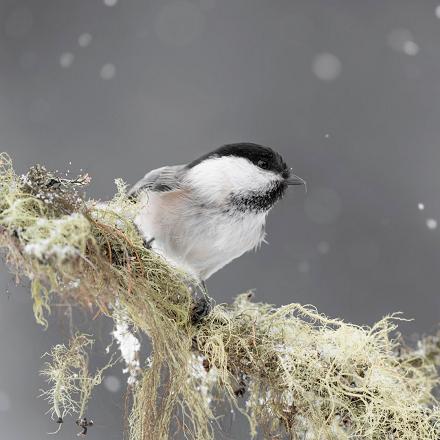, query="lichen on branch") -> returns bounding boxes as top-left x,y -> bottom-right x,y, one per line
0,153 -> 439,439
40,334 -> 111,428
